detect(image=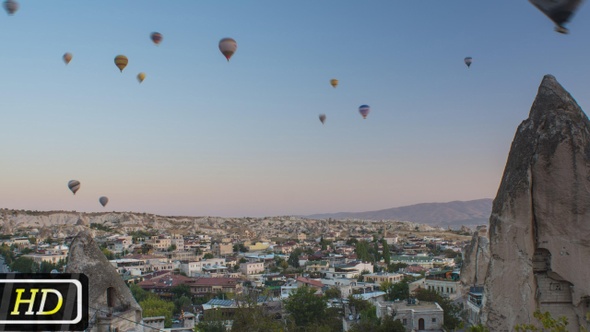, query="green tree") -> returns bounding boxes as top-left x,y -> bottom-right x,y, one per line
171,284 -> 192,300
323,287 -> 341,299
469,324 -> 490,332
10,257 -> 36,273
388,262 -> 408,273
140,295 -> 175,327
288,248 -> 302,268
39,258 -> 66,273
229,292 -> 284,332
196,307 -> 226,332
101,247 -> 115,260
355,240 -> 372,262
129,283 -> 149,303
203,253 -> 214,259
382,279 -> 409,301
381,240 -> 391,265
284,286 -> 327,328
174,295 -> 192,315
233,243 -> 248,253
514,310 -> 569,332
349,315 -> 405,332
167,244 -> 177,252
